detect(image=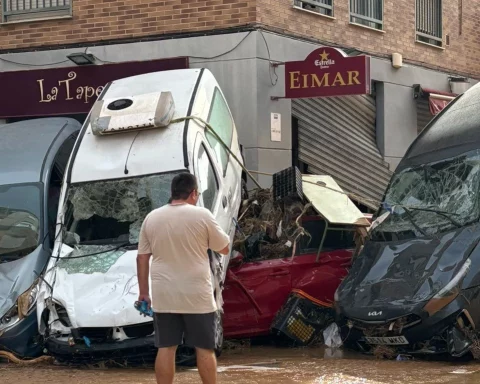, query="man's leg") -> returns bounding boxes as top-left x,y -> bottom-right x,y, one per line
196,347 -> 217,384
183,312 -> 217,384
155,346 -> 178,384
153,313 -> 184,384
